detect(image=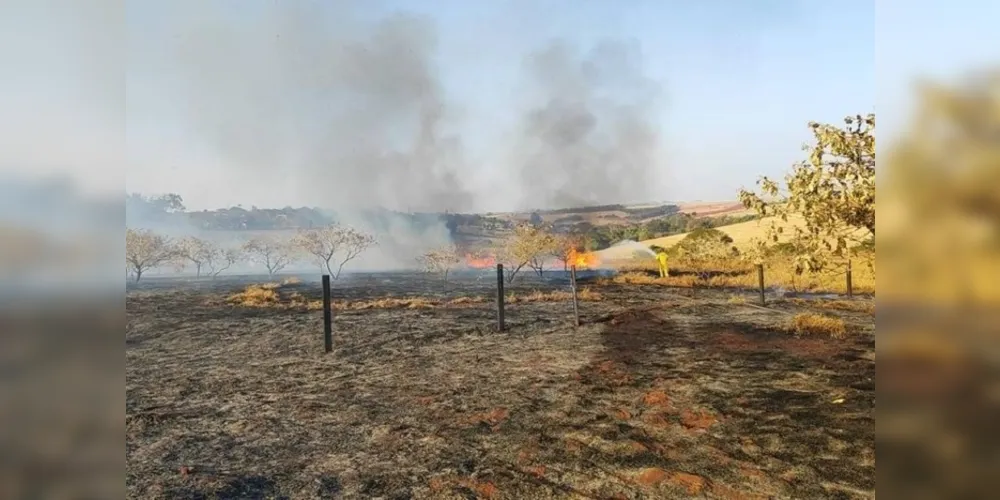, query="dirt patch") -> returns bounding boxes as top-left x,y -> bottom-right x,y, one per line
712,481 -> 769,500
635,467 -> 669,486
668,472 -> 707,495
680,408 -> 718,431
714,330 -> 845,360
635,469 -> 706,495
642,390 -> 671,408
469,408 -> 510,431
